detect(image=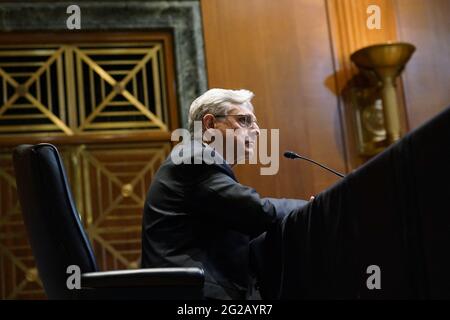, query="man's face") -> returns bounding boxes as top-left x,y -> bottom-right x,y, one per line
213,104 -> 260,164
